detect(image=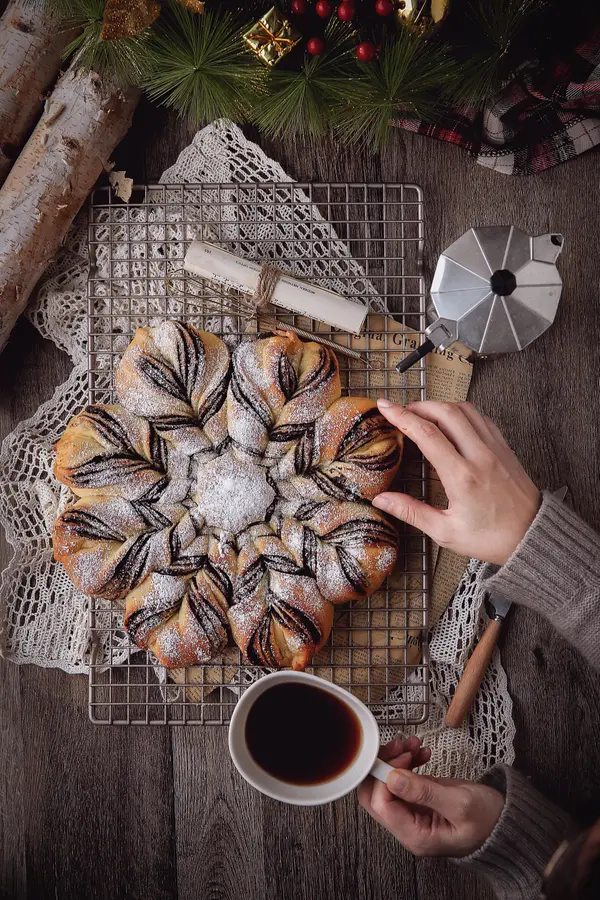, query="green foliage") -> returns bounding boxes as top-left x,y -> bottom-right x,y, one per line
332,30 -> 458,147
38,0 -> 560,145
453,0 -> 541,104
253,21 -> 356,139
144,3 -> 264,126
48,0 -> 153,85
